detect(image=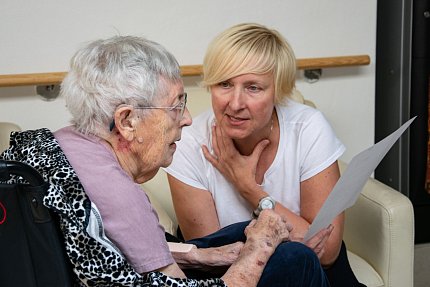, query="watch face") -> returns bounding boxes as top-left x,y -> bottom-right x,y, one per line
260,198 -> 275,209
